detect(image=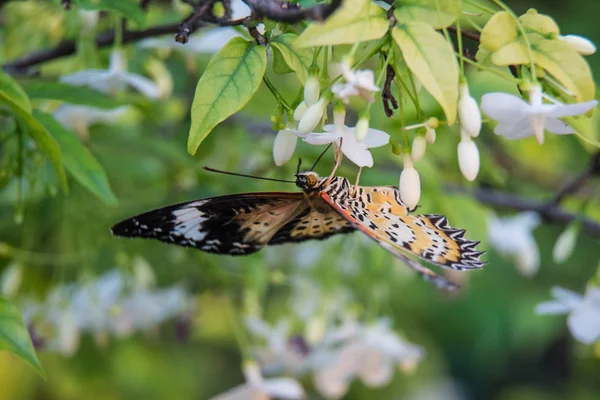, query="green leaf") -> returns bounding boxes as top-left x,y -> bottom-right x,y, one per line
519,9 -> 560,37
491,39 -> 595,102
22,82 -> 124,110
78,0 -> 145,27
188,37 -> 267,155
0,70 -> 68,192
394,0 -> 462,29
0,297 -> 45,378
34,111 -> 118,206
480,11 -> 518,53
272,47 -> 295,76
295,0 -> 388,47
393,22 -> 459,124
0,69 -> 32,114
270,34 -> 313,84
